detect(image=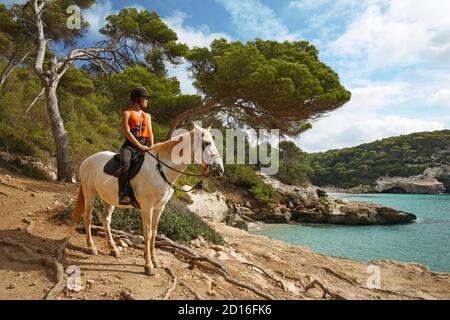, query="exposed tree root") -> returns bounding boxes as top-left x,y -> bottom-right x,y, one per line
162,267 -> 178,300
242,261 -> 286,289
75,225 -> 275,300
179,280 -> 204,300
0,236 -> 68,300
303,279 -> 346,300
0,180 -> 38,193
